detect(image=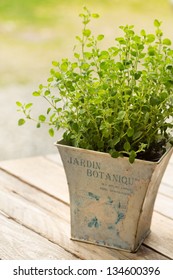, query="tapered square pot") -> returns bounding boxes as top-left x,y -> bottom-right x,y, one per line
55,141 -> 172,252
